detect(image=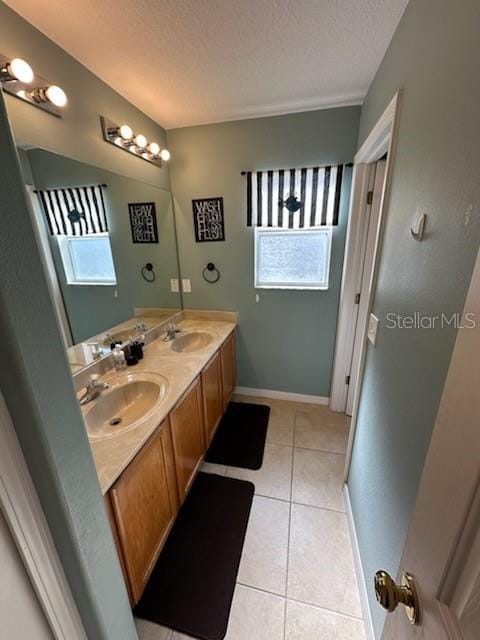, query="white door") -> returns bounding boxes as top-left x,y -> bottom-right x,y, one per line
0,510 -> 53,639
377,248 -> 480,638
346,159 -> 387,415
